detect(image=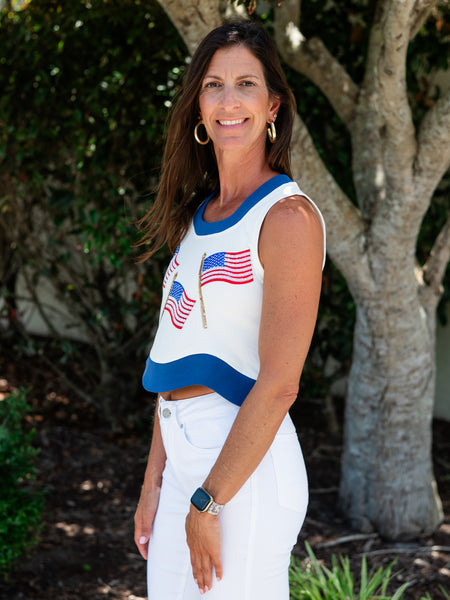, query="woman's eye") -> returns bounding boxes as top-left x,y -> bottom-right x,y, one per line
240,80 -> 255,87
204,81 -> 220,88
